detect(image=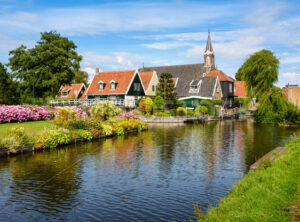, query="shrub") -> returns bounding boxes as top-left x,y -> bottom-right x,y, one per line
169,109 -> 176,116
176,107 -> 187,116
101,123 -> 113,136
211,99 -> 224,105
139,98 -> 146,113
154,111 -> 171,117
90,101 -> 122,120
234,98 -> 246,107
195,105 -> 208,115
153,96 -> 164,112
76,129 -> 93,141
176,100 -> 186,108
187,109 -> 194,116
53,107 -> 78,128
35,128 -> 71,149
0,127 -> 30,151
117,112 -> 139,119
145,97 -> 153,115
69,118 -> 89,130
200,100 -> 216,116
